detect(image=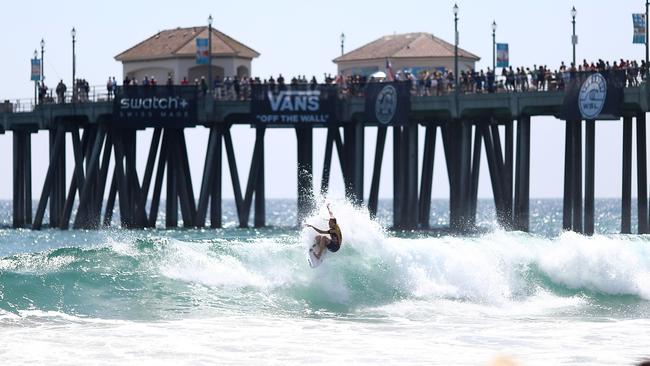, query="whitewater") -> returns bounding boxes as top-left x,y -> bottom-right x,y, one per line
1,199 -> 649,365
